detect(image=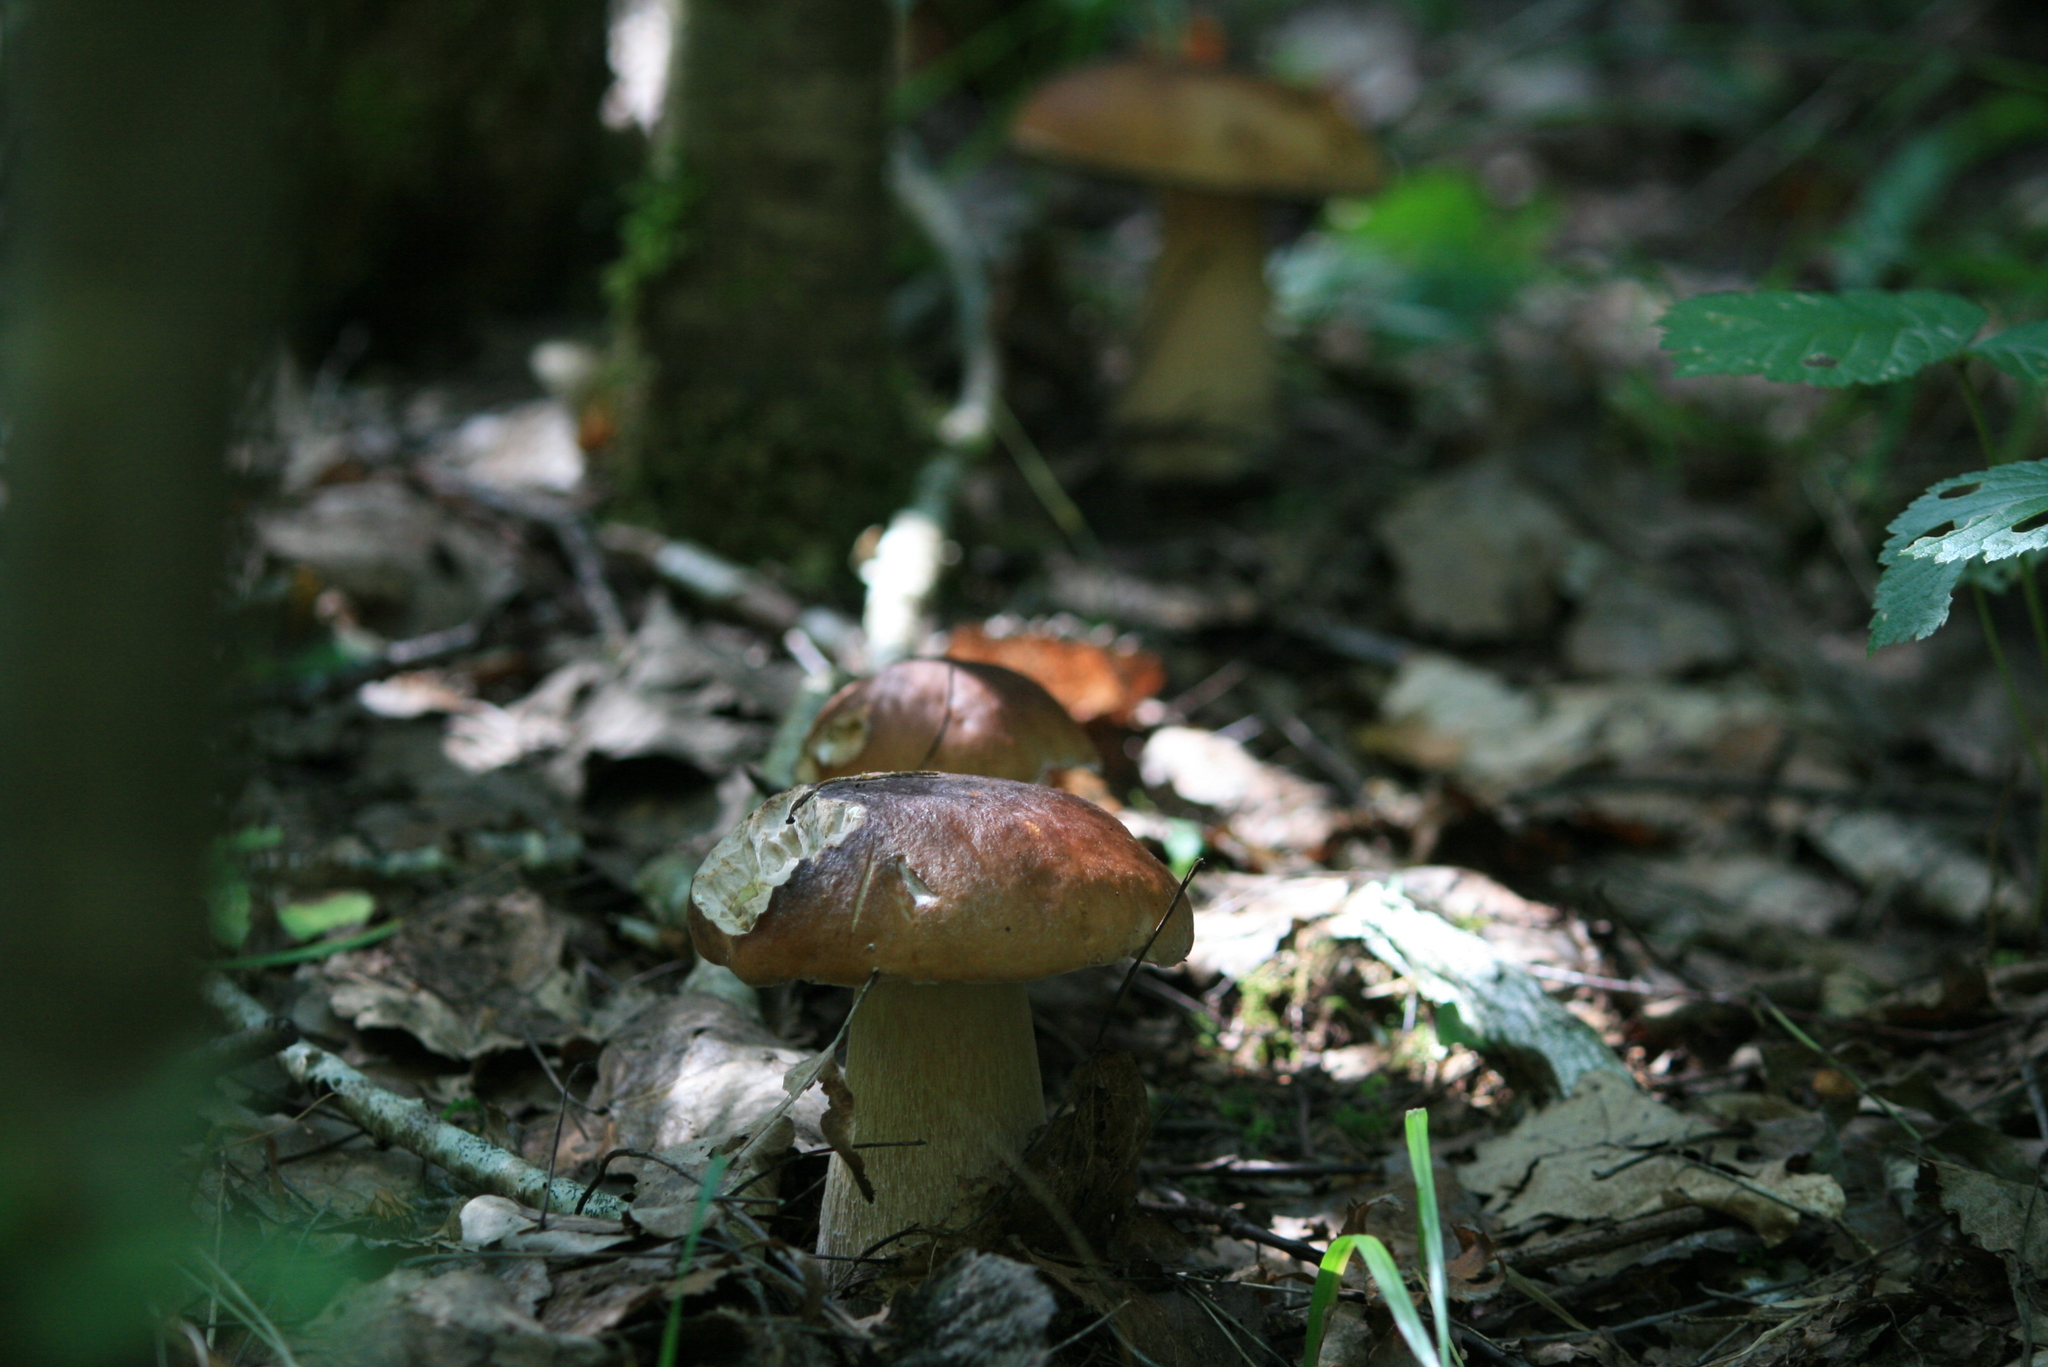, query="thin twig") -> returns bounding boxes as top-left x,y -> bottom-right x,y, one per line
1754,994 -> 1924,1144
1094,866 -> 1202,1054
186,1253 -> 301,1367
203,974 -> 628,1219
